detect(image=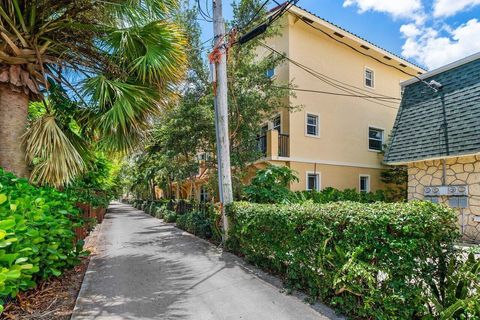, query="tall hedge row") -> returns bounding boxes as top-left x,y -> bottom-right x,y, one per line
226,201 -> 460,319
0,169 -> 83,313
